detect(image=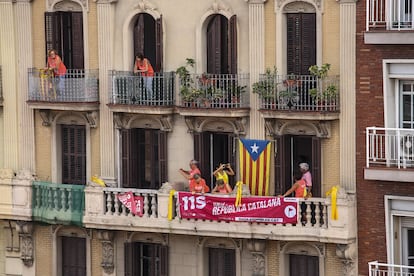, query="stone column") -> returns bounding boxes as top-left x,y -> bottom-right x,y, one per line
97,0 -> 117,187
246,239 -> 266,276
246,0 -> 267,139
0,0 -> 18,170
338,0 -> 357,193
15,0 -> 35,172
